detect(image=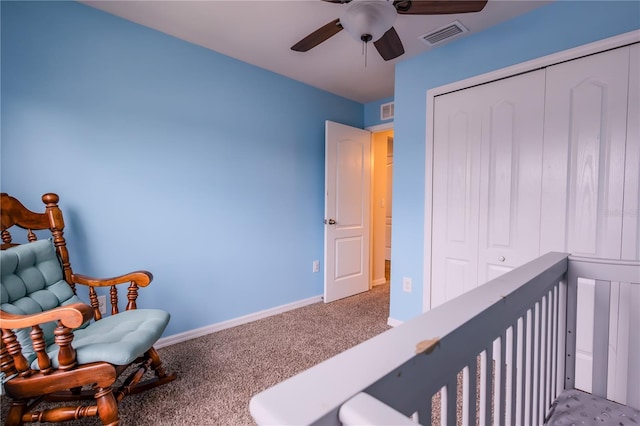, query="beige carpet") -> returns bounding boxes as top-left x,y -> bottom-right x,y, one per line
1,284 -> 390,425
